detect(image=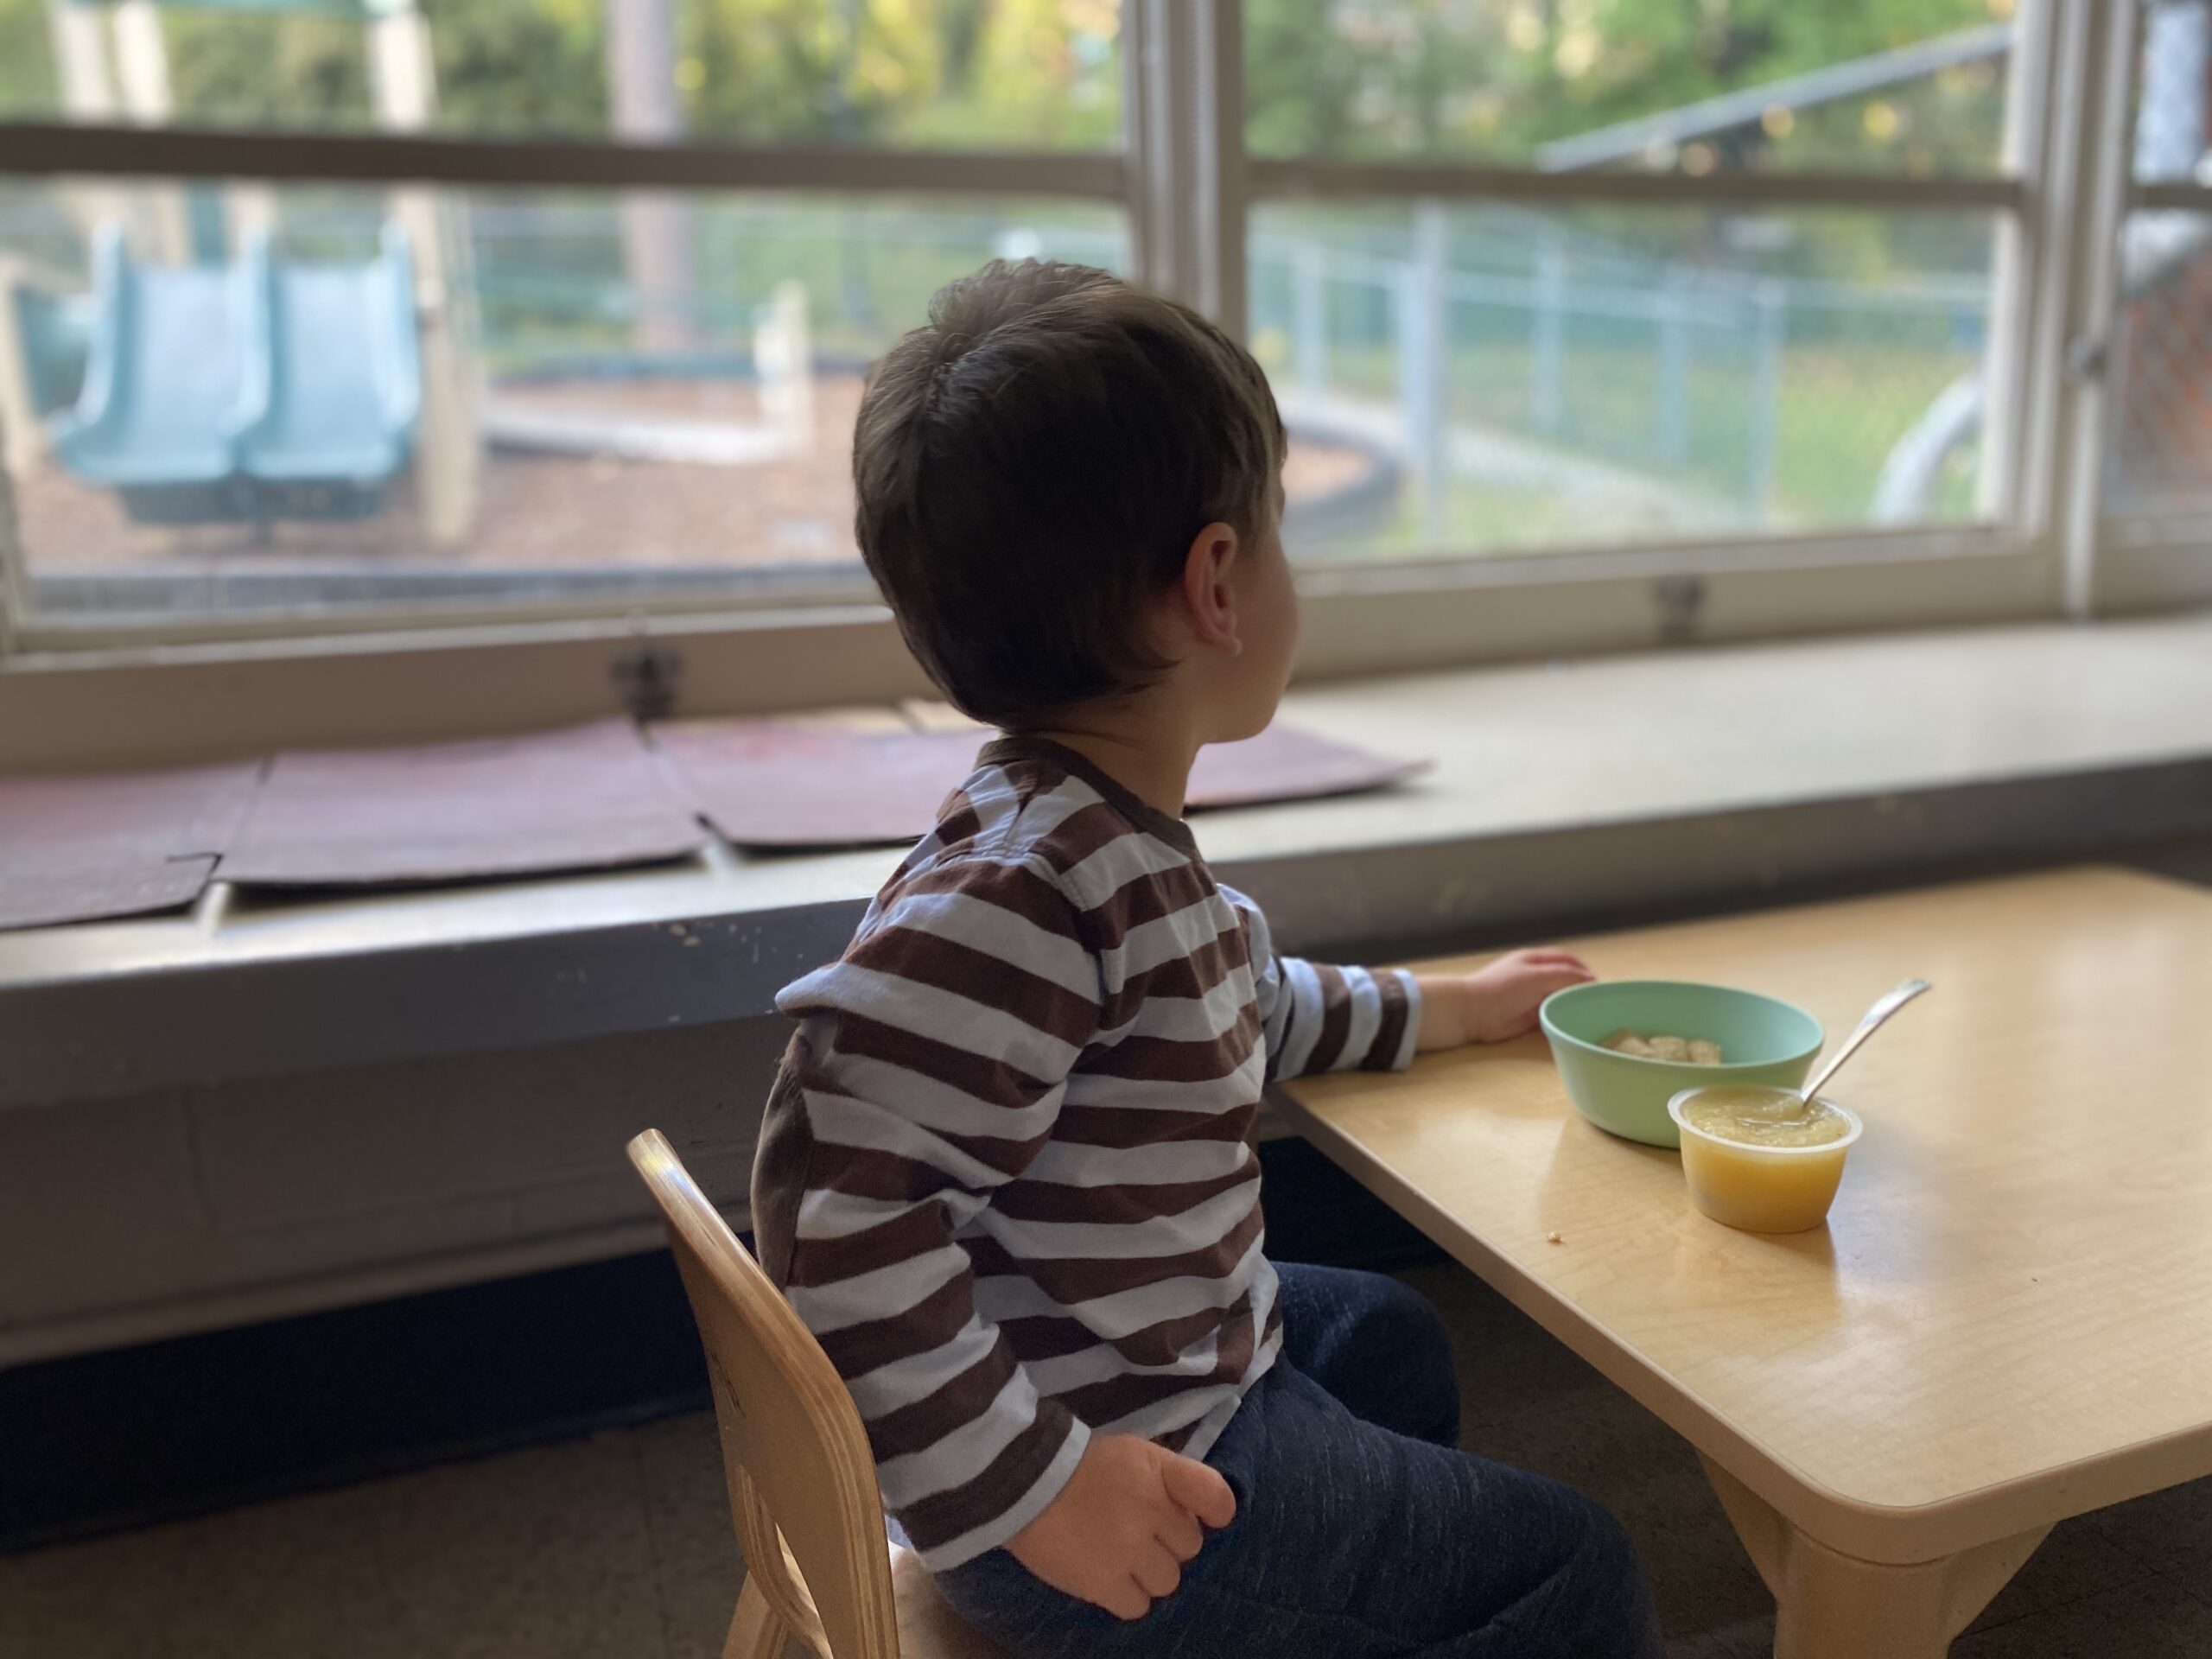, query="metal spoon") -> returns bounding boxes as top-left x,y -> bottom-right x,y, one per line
1795,978 -> 1932,1115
